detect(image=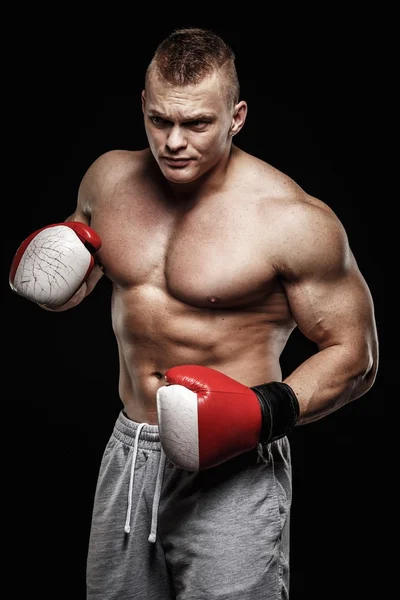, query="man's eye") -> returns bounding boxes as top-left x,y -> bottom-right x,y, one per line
150,116 -> 163,125
188,120 -> 208,129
